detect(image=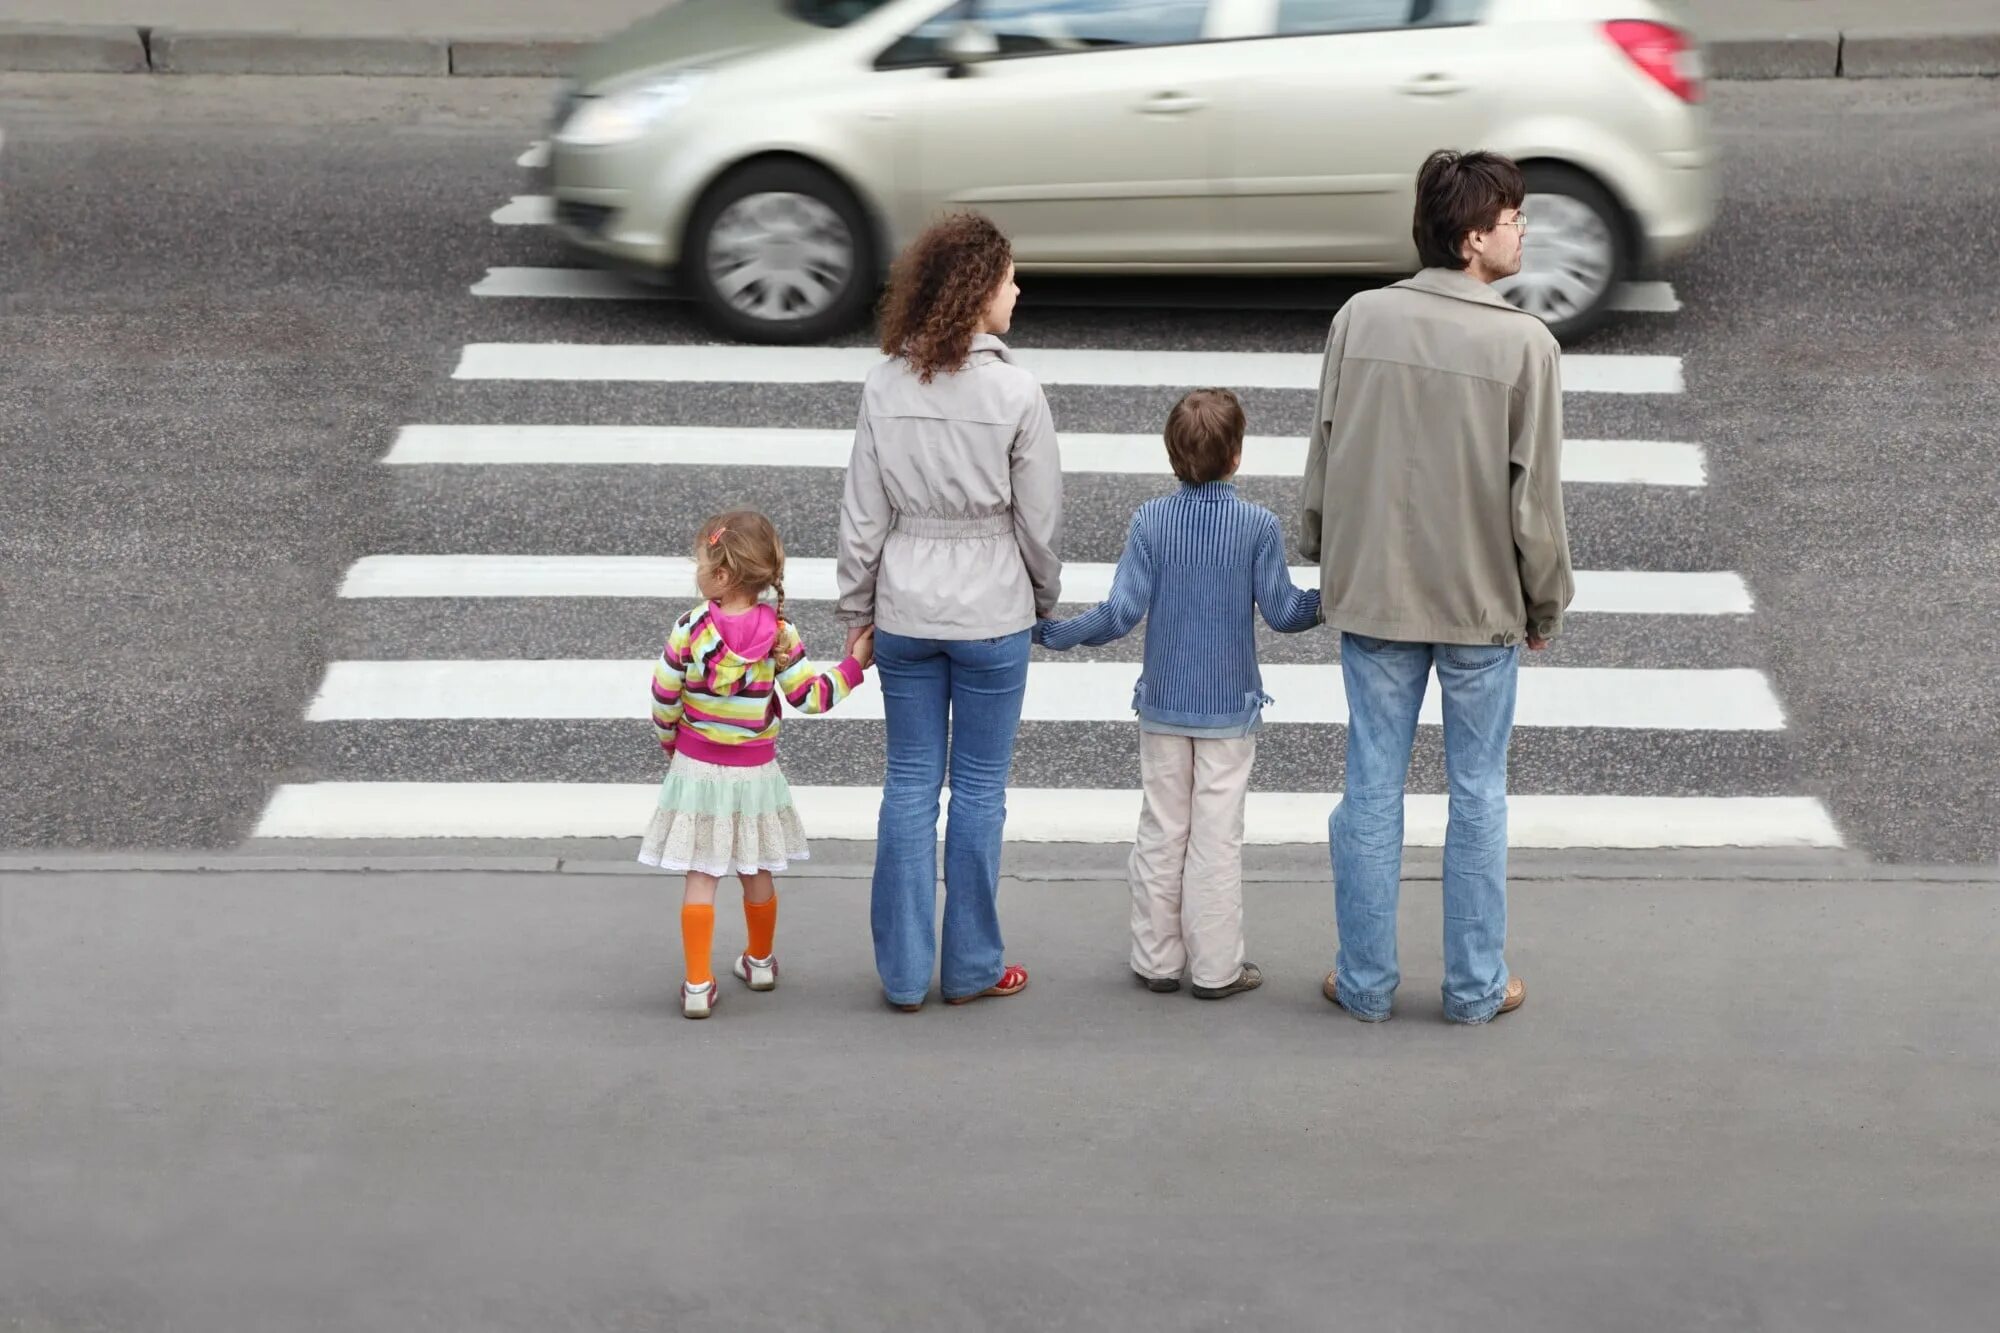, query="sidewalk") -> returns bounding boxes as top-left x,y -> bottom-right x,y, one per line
6,0 -> 1997,39
4,864 -> 1998,1330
